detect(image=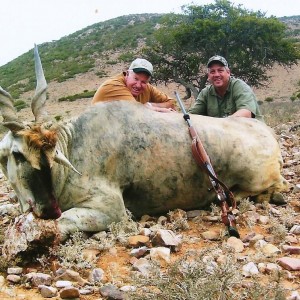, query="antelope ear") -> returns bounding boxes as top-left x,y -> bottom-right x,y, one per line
54,149 -> 82,175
